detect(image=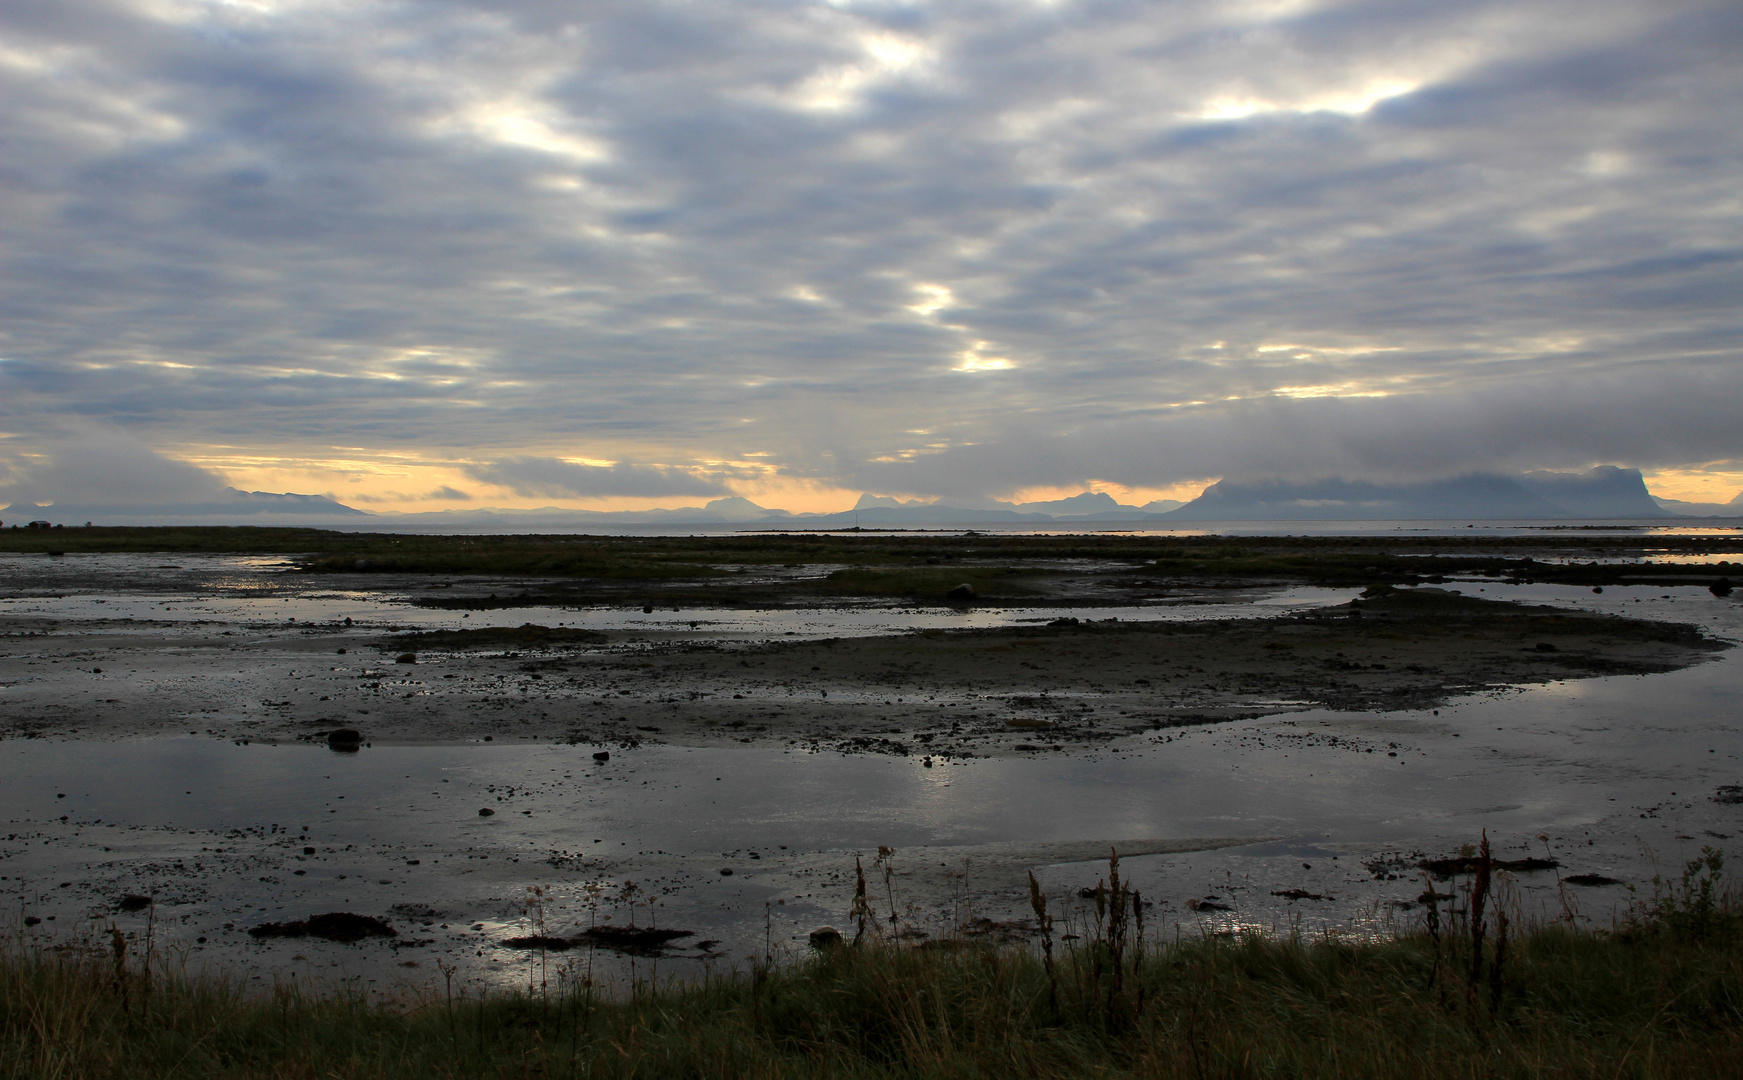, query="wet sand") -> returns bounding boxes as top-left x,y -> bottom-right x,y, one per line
2,588 -> 1721,758
3,552 -> 1738,994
